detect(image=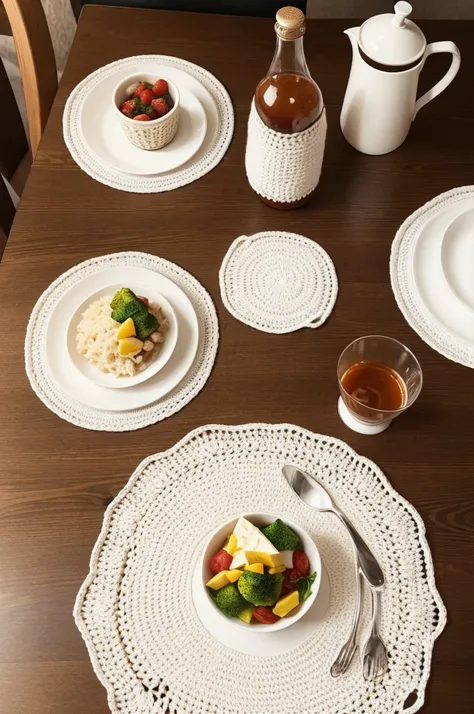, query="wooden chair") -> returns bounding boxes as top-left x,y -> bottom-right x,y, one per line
0,0 -> 57,249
